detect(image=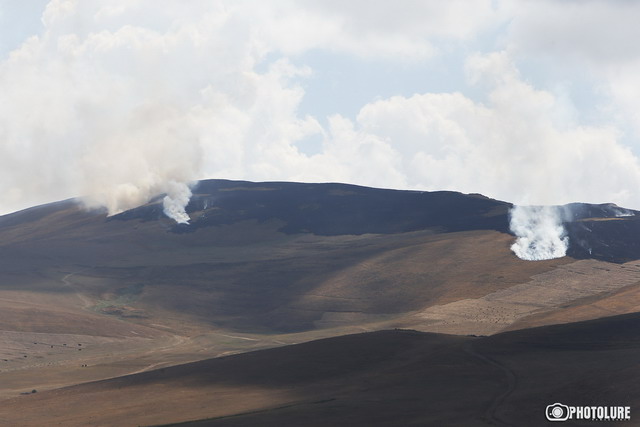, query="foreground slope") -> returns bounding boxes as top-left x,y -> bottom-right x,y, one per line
2,312 -> 638,426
